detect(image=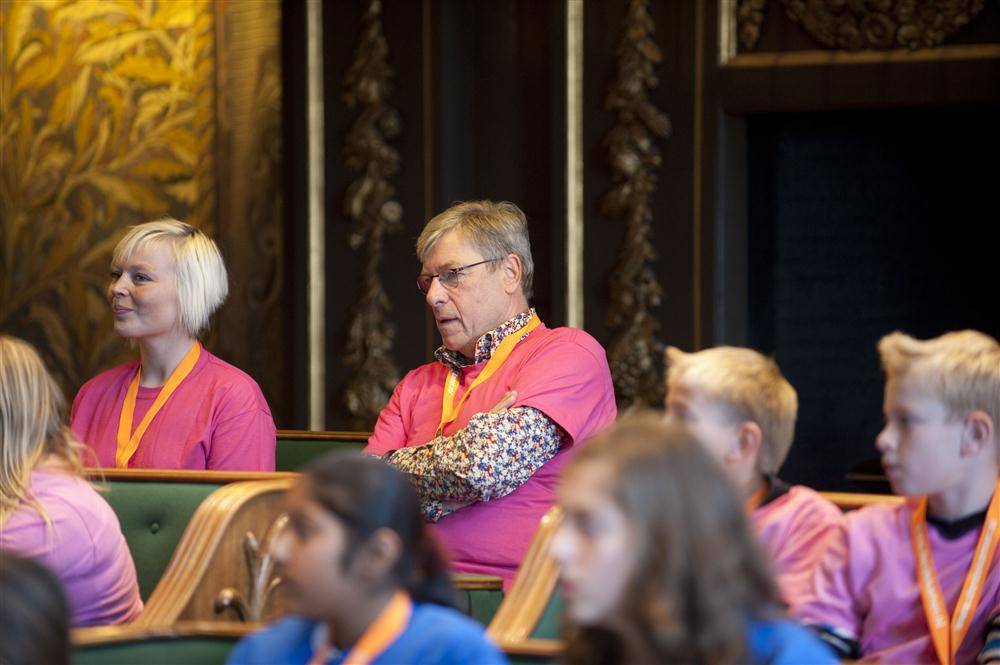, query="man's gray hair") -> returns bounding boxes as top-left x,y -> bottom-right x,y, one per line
415,200 -> 534,299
